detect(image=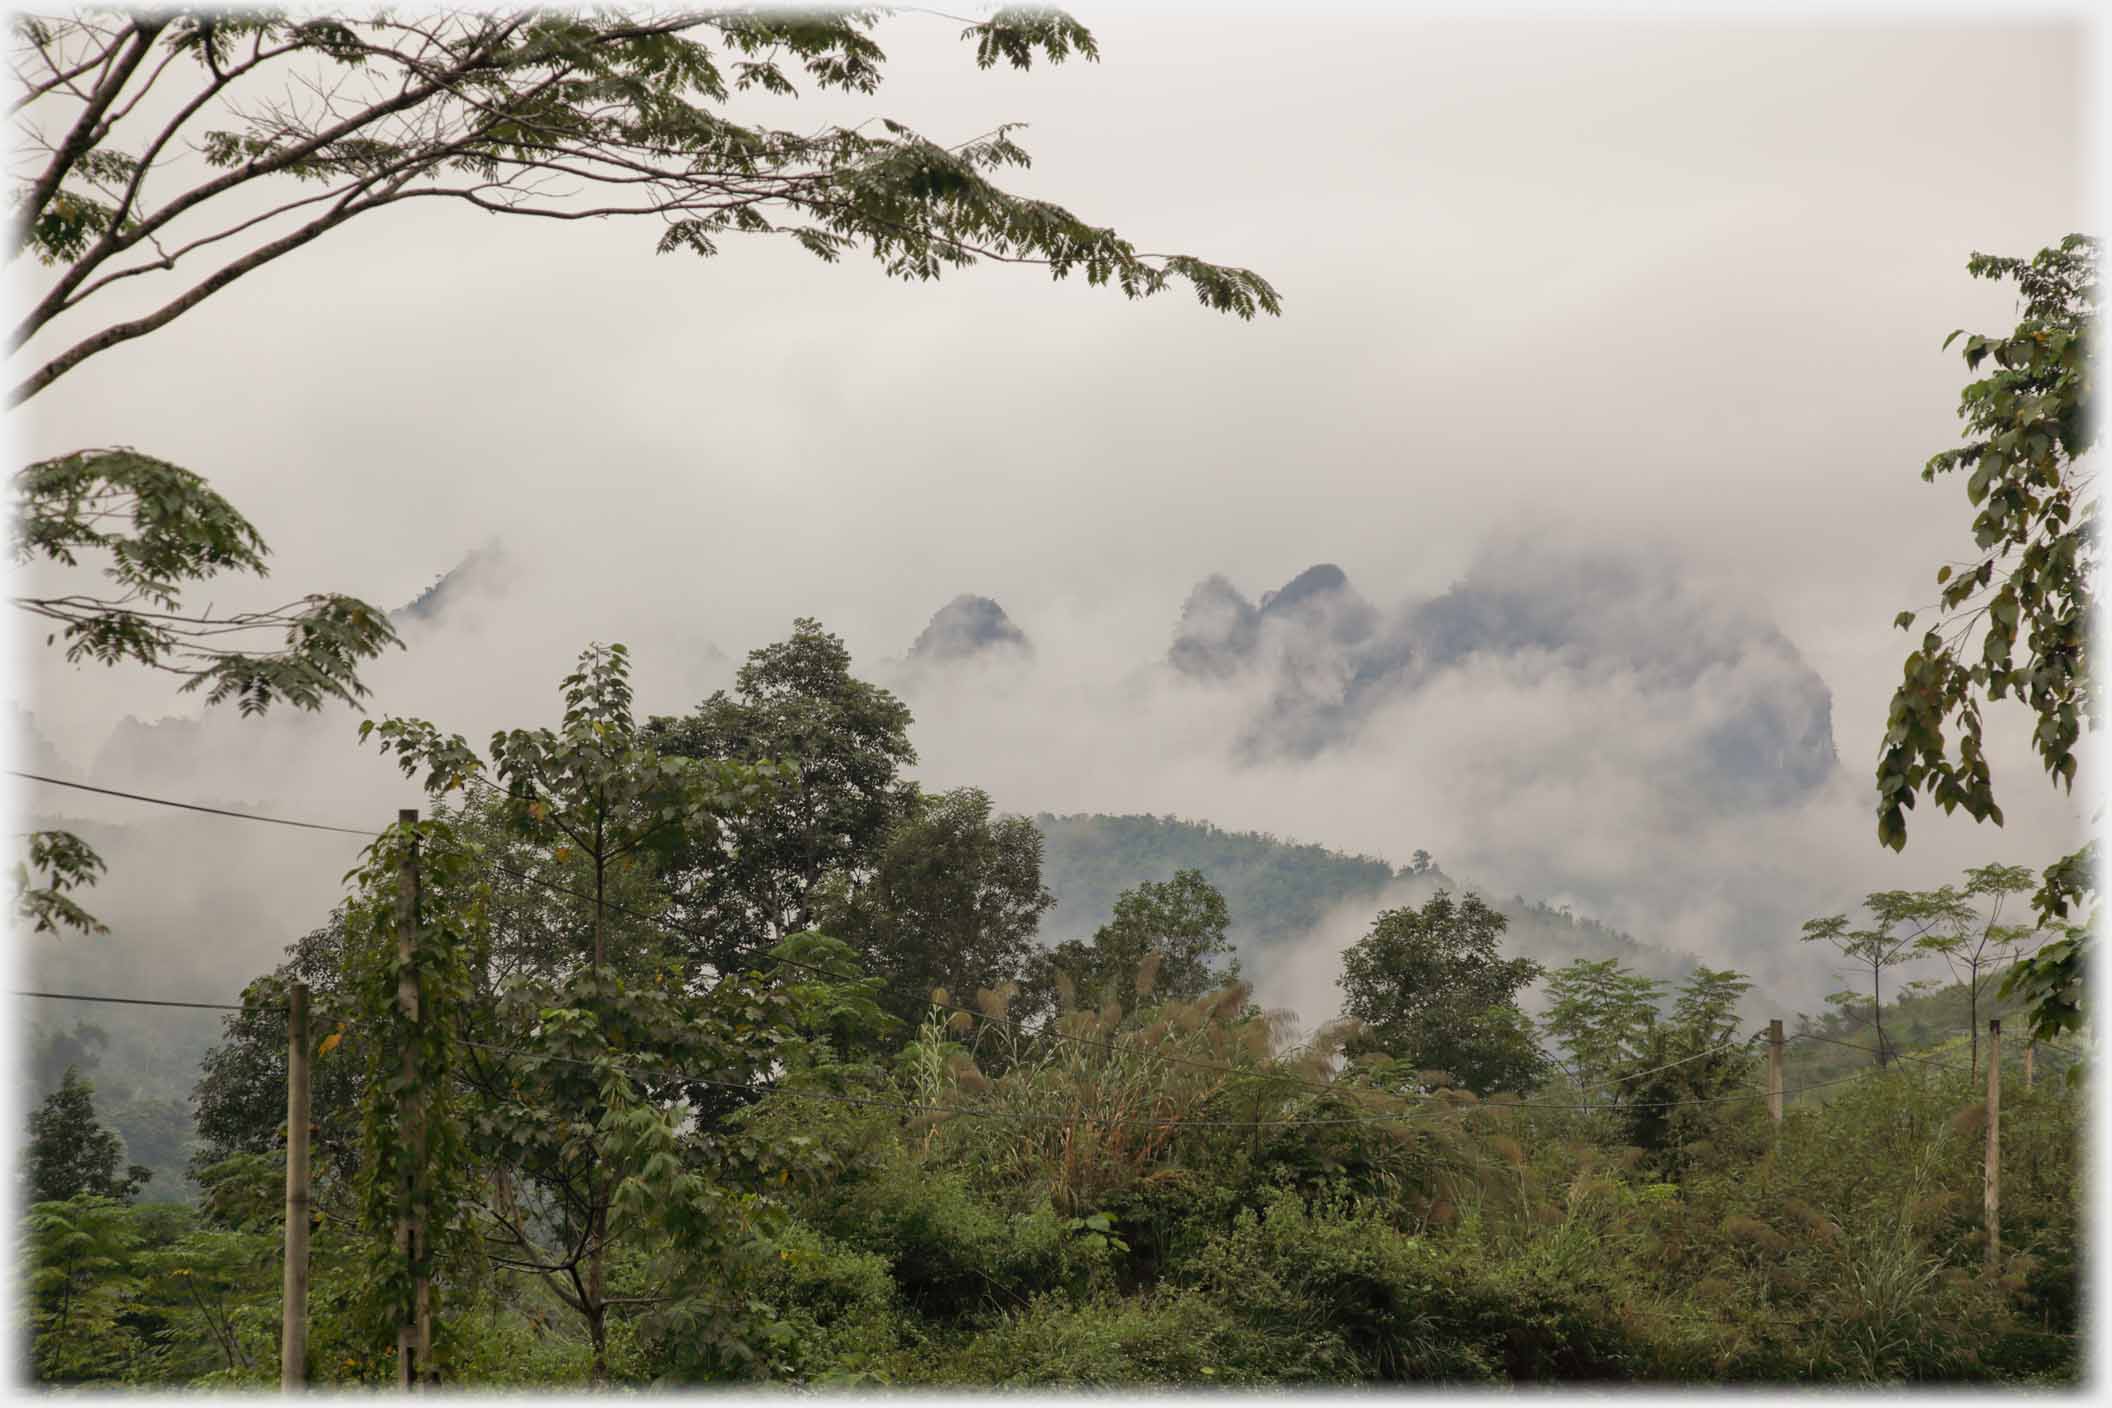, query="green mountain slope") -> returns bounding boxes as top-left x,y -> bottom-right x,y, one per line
1032,812 -> 1699,988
